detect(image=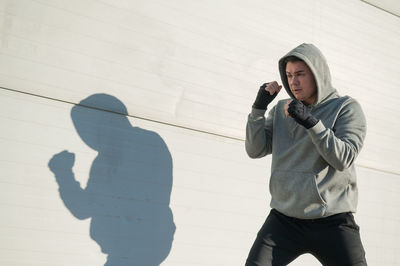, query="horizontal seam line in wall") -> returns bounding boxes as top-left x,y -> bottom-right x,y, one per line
0,86 -> 244,141
360,0 -> 400,18
356,163 -> 400,177
2,86 -> 400,176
